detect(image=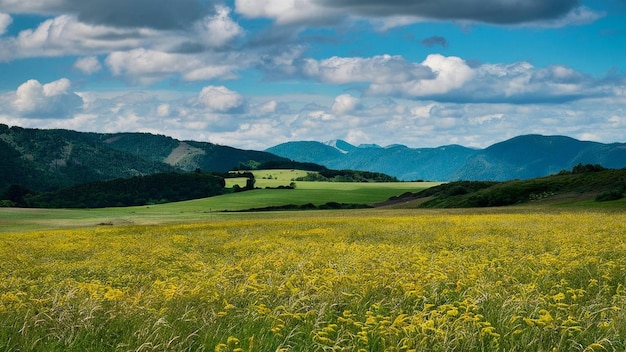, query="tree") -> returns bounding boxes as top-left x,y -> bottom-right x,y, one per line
245,177 -> 256,190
